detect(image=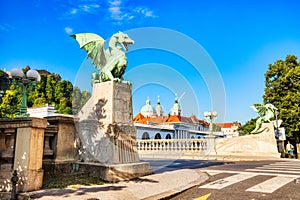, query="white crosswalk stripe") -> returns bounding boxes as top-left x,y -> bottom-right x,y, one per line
245,161 -> 300,175
200,161 -> 300,194
199,173 -> 256,189
246,176 -> 294,193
